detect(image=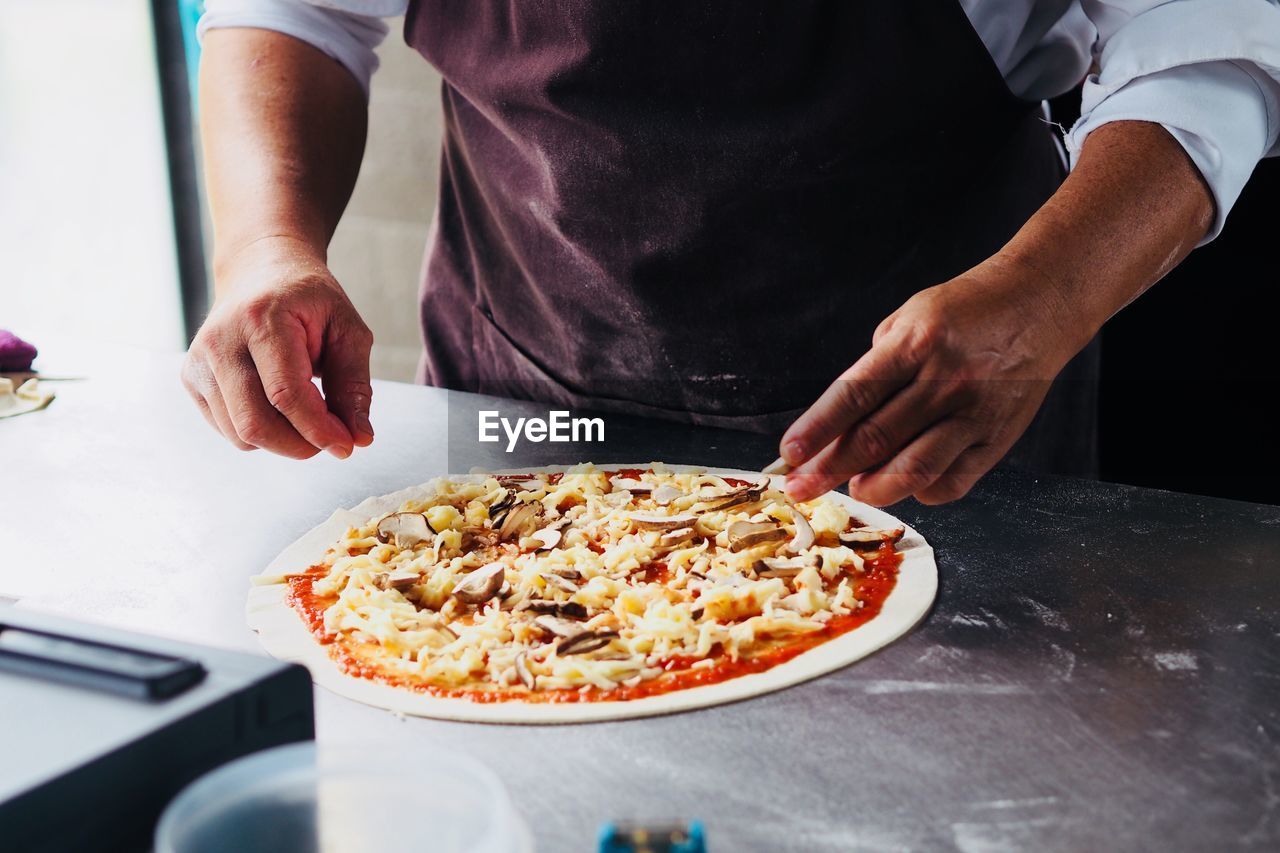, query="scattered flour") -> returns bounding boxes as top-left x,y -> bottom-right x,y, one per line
1151,651 -> 1199,672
